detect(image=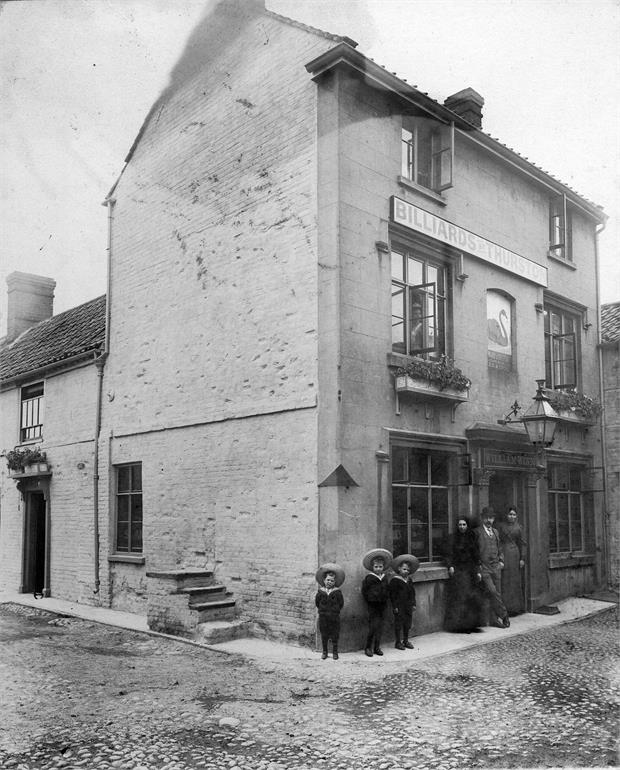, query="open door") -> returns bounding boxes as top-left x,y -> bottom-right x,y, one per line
22,491 -> 46,596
